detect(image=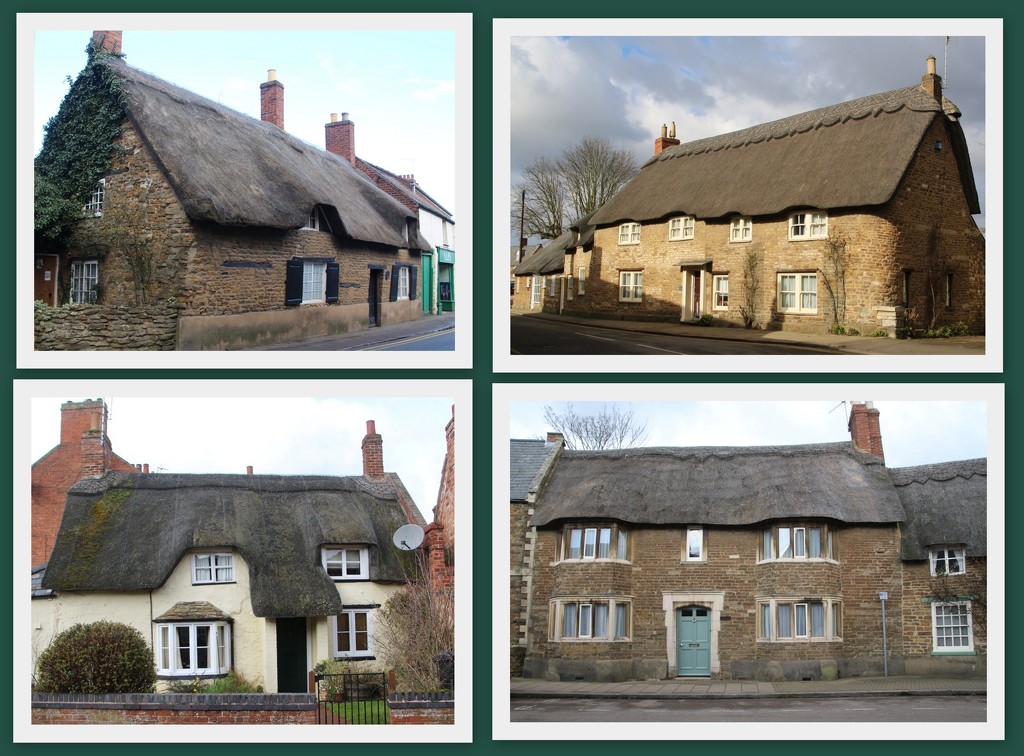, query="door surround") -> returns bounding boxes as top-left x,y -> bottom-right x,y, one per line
662,591 -> 724,677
